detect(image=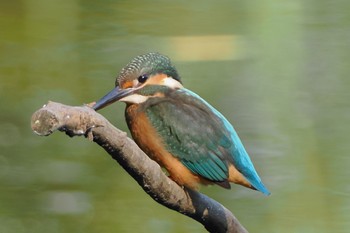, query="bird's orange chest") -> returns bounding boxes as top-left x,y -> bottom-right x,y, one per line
125,104 -> 172,166
125,104 -> 163,162
124,103 -> 206,189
